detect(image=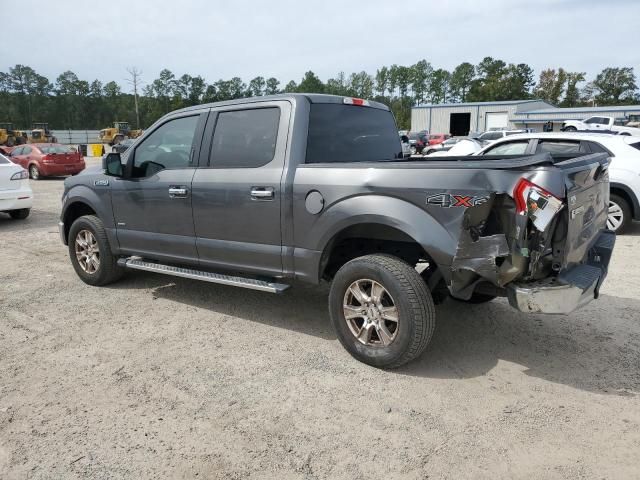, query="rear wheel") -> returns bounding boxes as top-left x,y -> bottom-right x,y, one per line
29,164 -> 40,180
607,194 -> 631,234
68,215 -> 124,286
9,208 -> 30,220
564,126 -> 577,132
329,254 -> 436,369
